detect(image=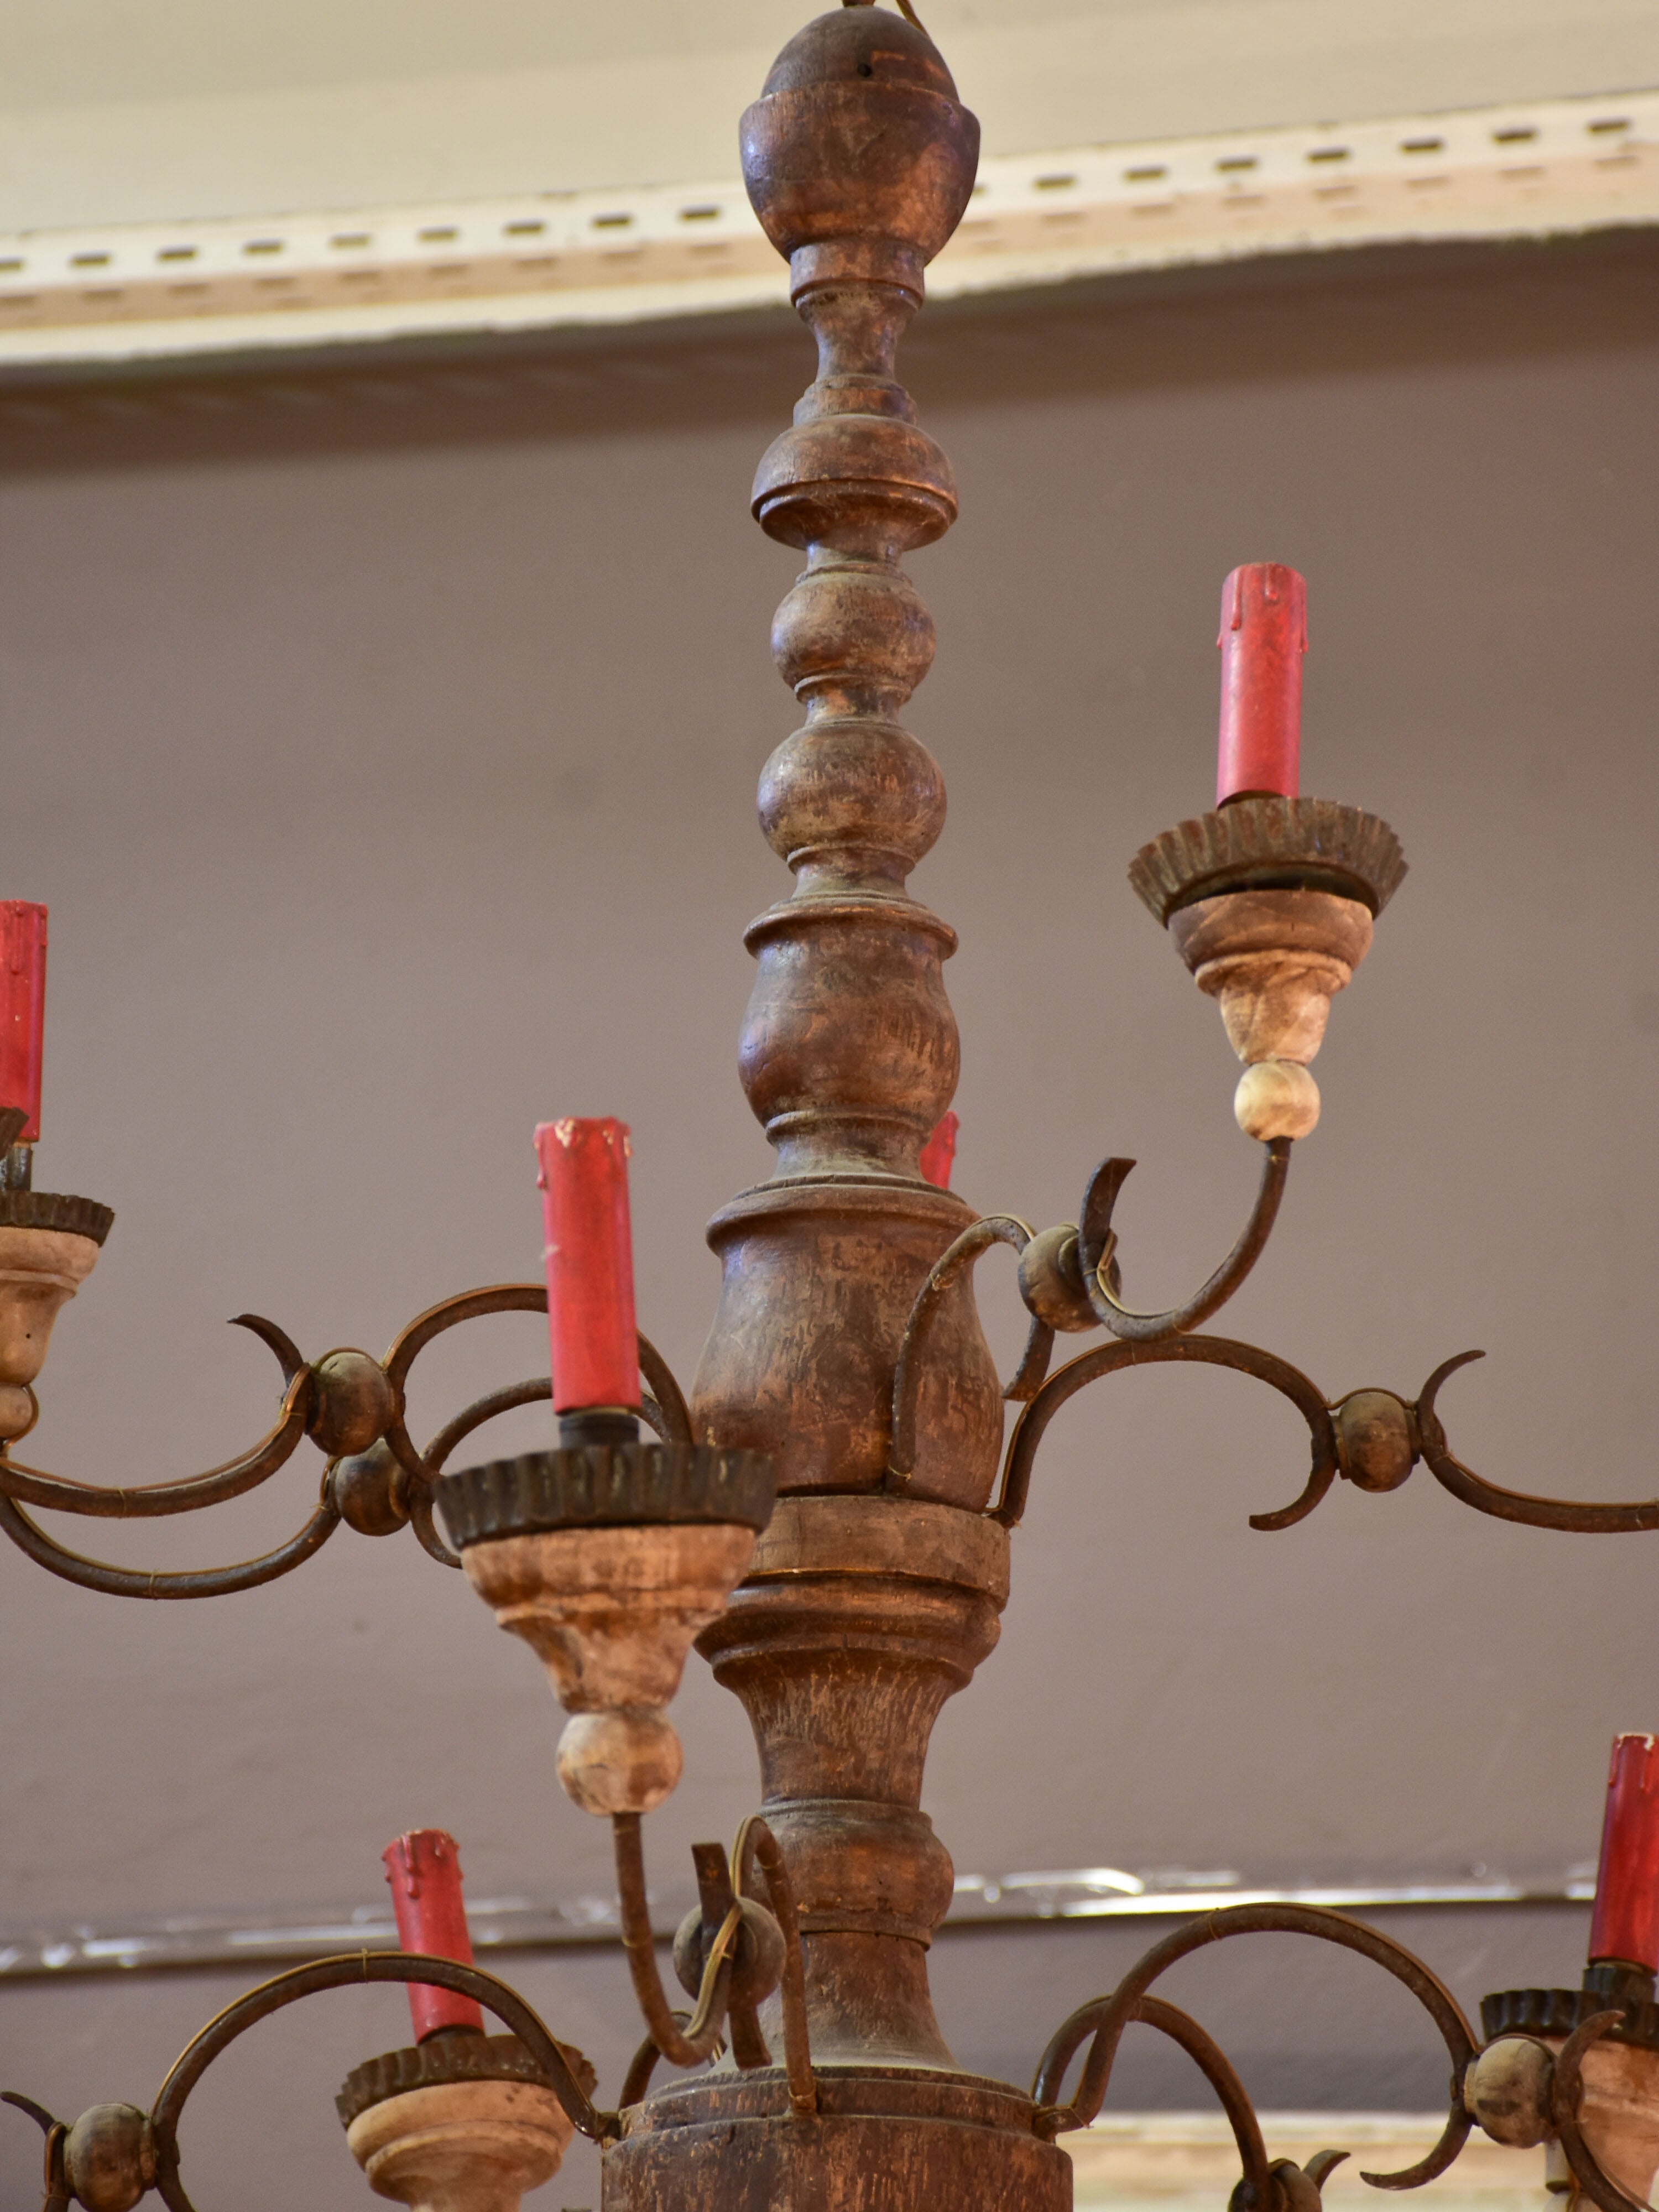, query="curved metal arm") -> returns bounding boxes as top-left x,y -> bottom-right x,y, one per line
0,1277 -> 696,1600
1416,1354 -> 1659,1535
142,1949 -> 615,2212
992,1332 -> 1339,1533
384,1283 -> 693,1446
888,1216 -> 1053,1486
733,1813 -> 817,2116
612,1813 -> 737,2073
0,1489 -> 341,1600
1,2094 -> 70,2212
0,1334 -> 312,1519
1078,1139 -> 1292,1343
1030,1902 -> 1476,2188
1039,1995 -> 1274,2209
1551,2011 -> 1658,2212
